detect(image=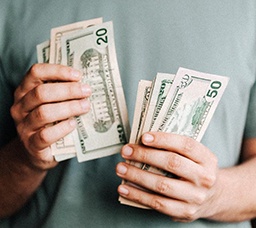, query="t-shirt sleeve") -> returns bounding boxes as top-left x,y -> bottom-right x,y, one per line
244,79 -> 256,138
